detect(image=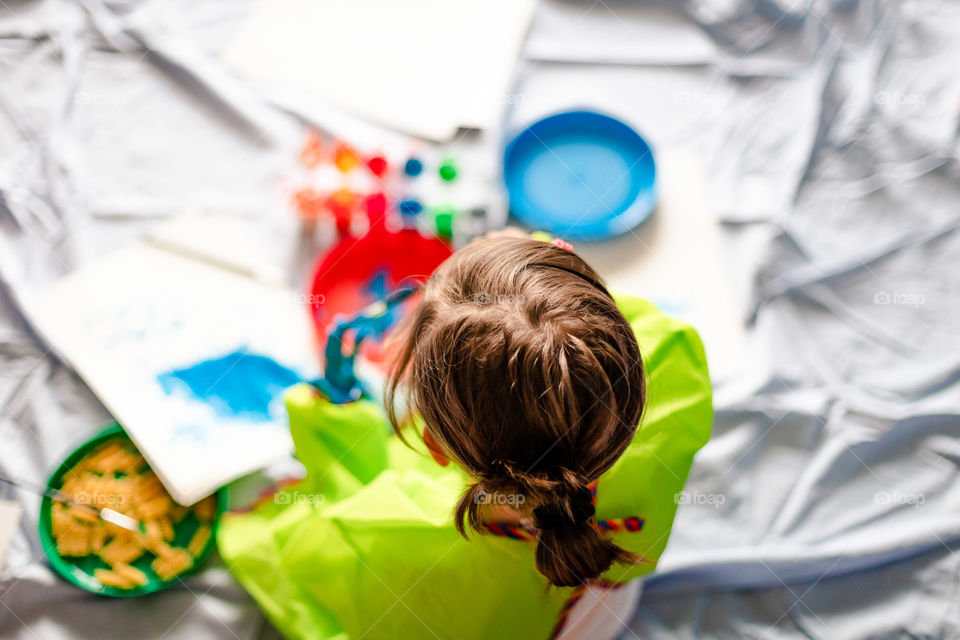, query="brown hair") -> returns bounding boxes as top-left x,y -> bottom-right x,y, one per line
386,237 -> 645,587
